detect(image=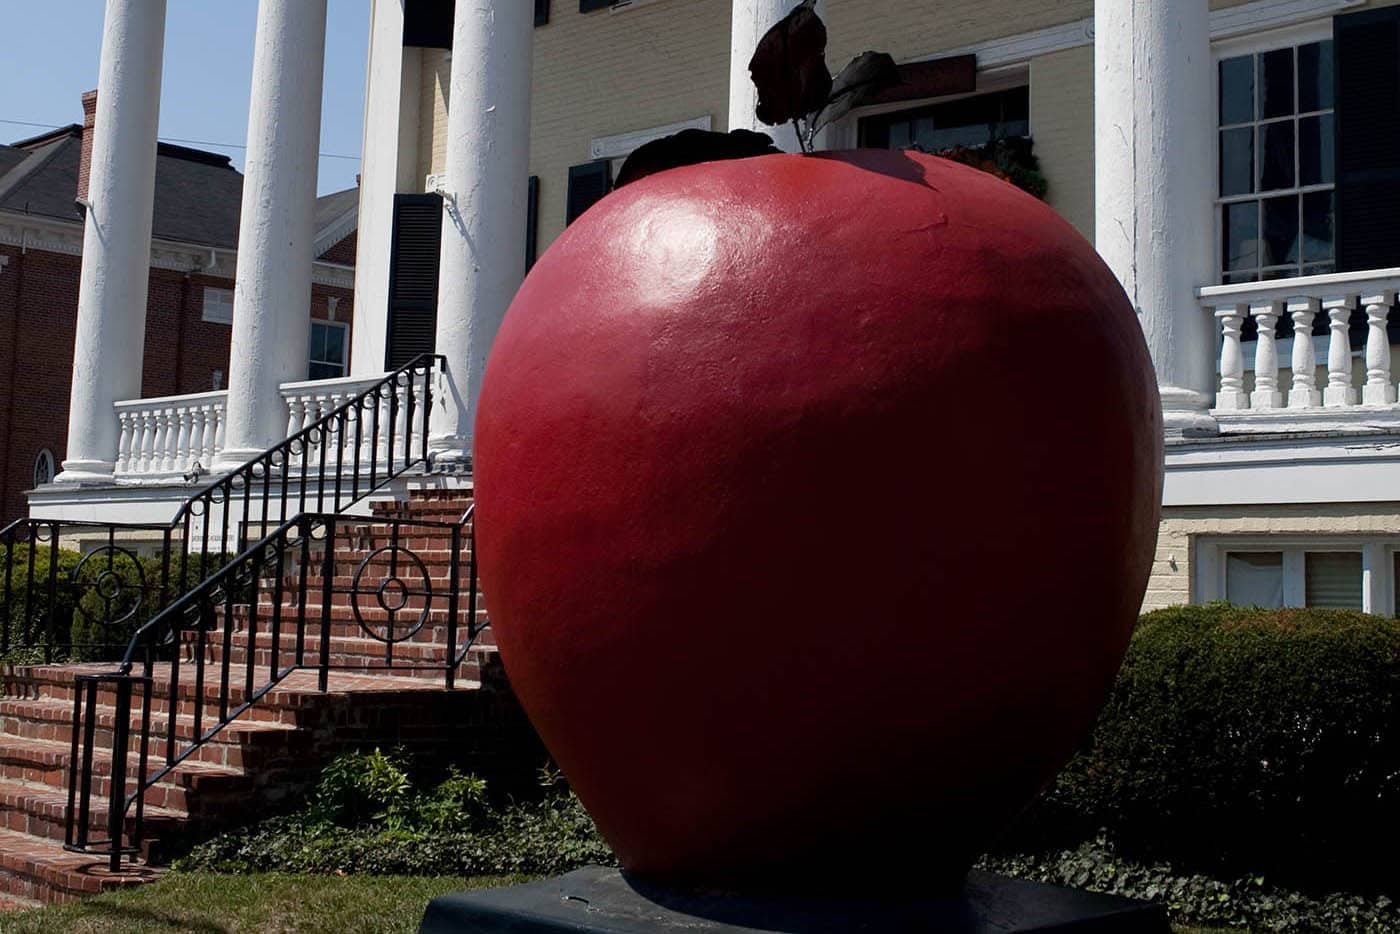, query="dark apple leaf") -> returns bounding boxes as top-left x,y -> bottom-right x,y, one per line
747,0 -> 832,128
812,51 -> 902,134
614,129 -> 781,188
